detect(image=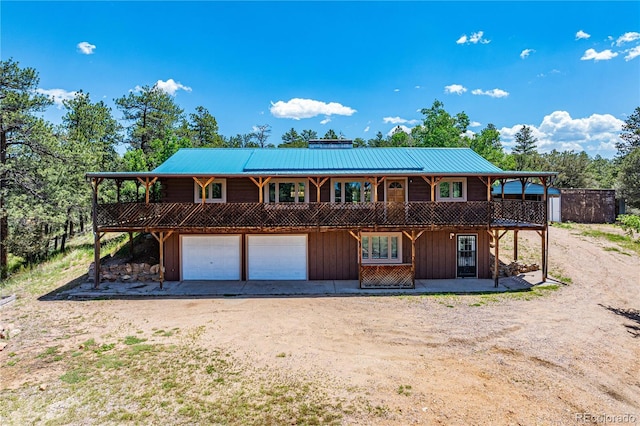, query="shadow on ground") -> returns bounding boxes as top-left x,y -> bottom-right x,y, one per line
600,304 -> 640,338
